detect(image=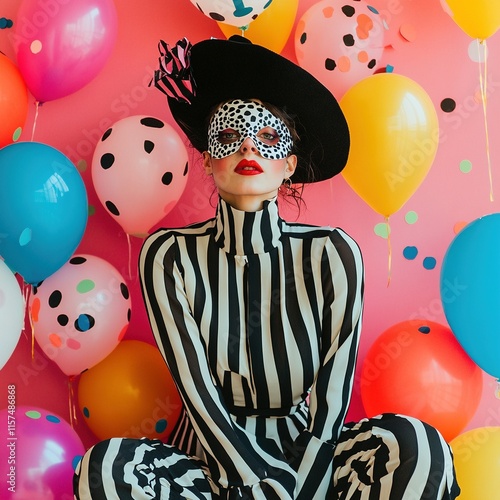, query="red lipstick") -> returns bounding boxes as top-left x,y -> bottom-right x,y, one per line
234,159 -> 263,175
